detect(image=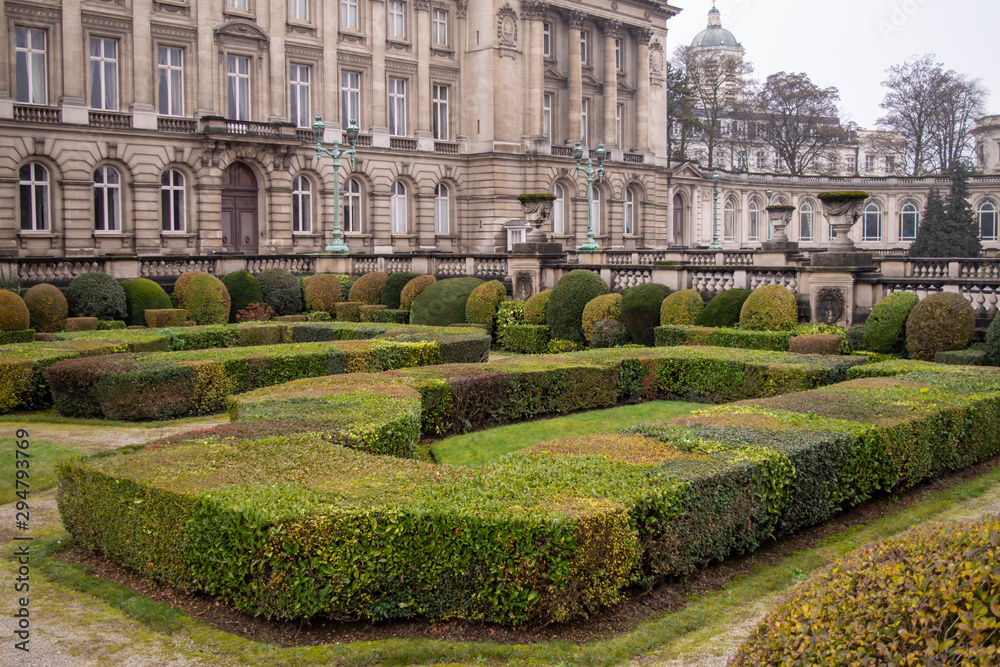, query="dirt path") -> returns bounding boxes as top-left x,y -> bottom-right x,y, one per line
21,419 -> 229,454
